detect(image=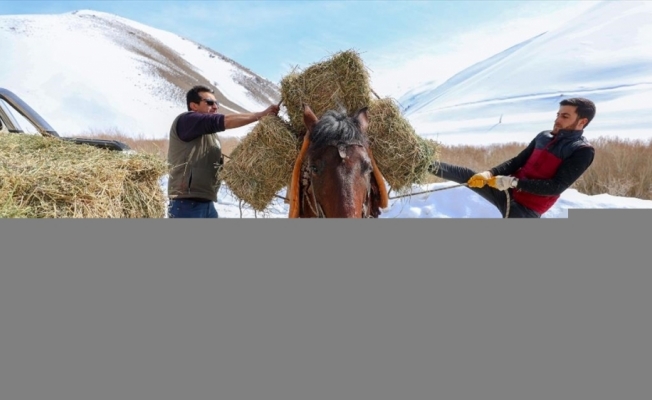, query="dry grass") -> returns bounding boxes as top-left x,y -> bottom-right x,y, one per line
70,131 -> 652,202
367,98 -> 441,191
1,132 -> 168,218
573,136 -> 652,199
78,128 -> 169,158
217,136 -> 241,158
280,49 -> 373,136
75,128 -> 242,161
278,49 -> 440,194
218,116 -> 299,211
